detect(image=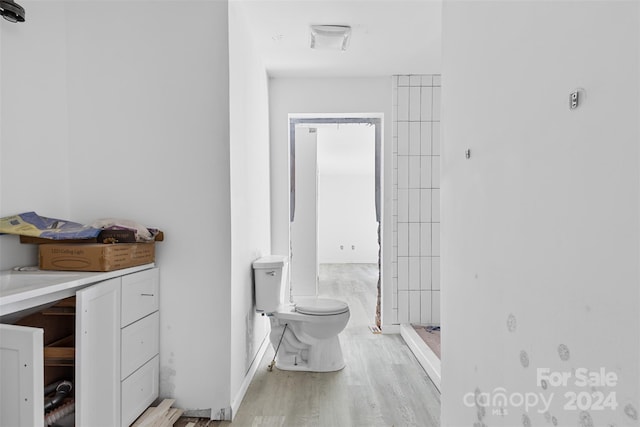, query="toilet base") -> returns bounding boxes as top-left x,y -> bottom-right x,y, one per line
272,335 -> 346,373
